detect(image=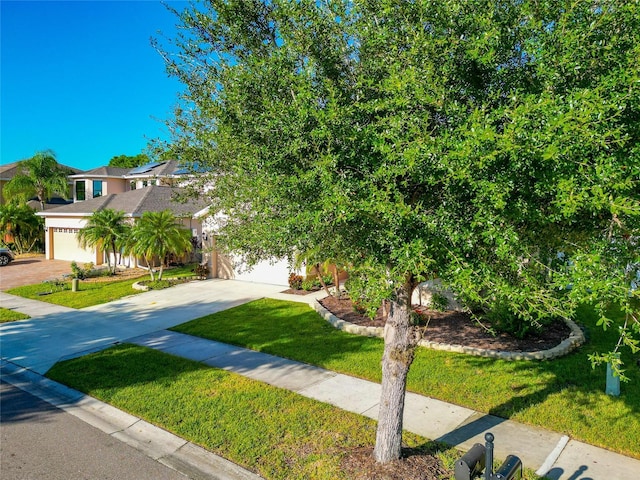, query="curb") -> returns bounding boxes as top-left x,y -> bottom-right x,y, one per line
312,300 -> 586,361
0,360 -> 263,480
